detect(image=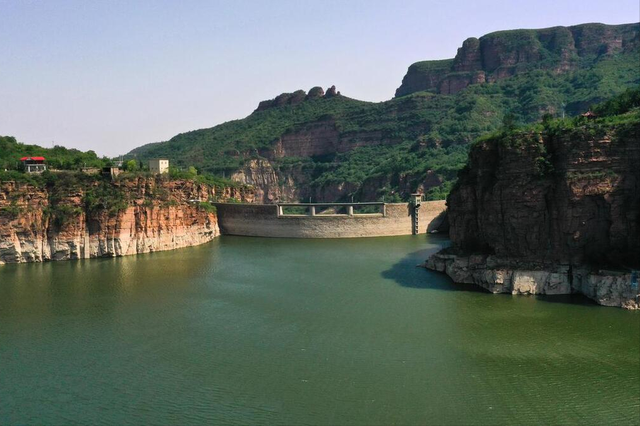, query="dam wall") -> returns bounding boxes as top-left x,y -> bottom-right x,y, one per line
214,201 -> 447,238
